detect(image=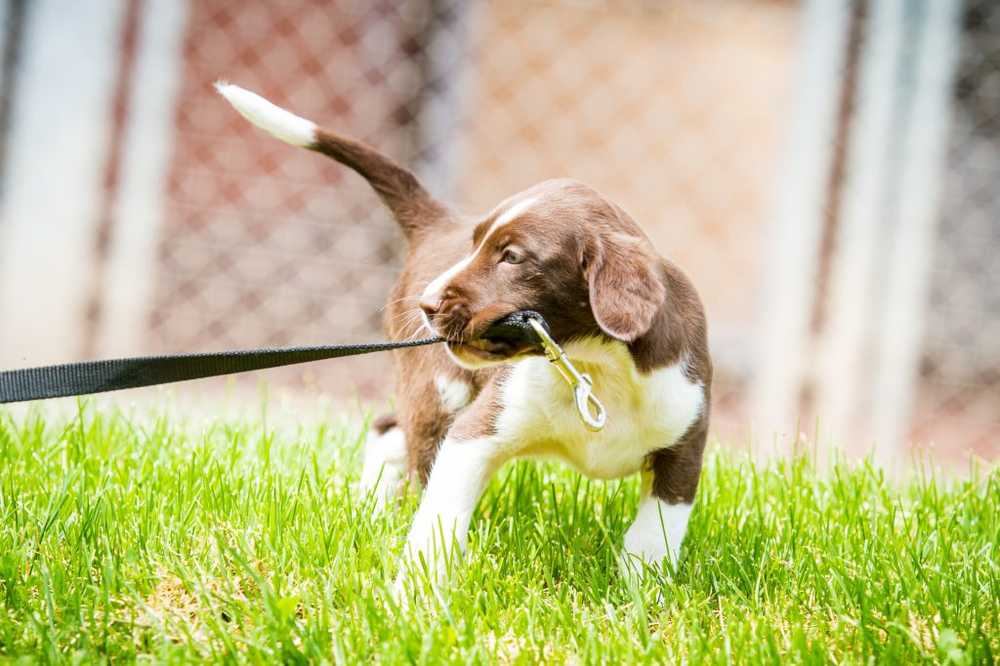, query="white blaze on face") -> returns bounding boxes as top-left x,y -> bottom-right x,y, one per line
421,195 -> 541,306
